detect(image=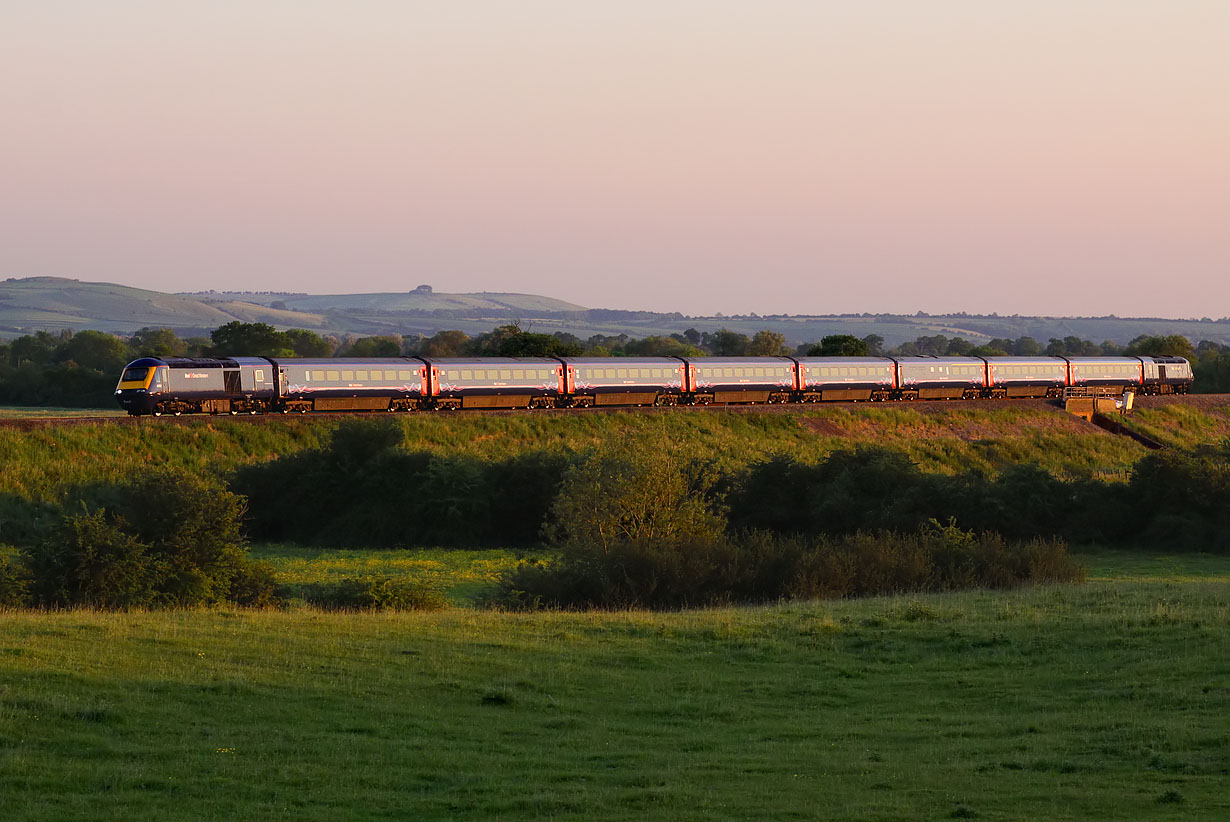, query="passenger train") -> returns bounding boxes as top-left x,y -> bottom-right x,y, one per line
114,354 -> 1194,416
